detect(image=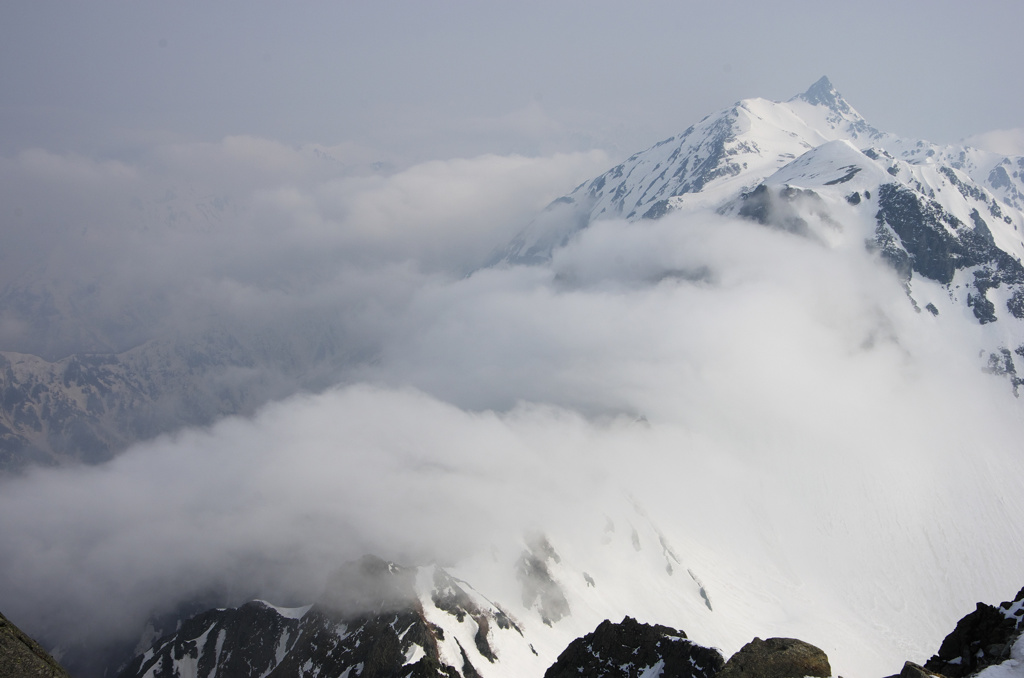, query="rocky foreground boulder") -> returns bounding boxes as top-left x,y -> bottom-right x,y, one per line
893,661 -> 945,678
716,637 -> 831,678
0,609 -> 70,678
